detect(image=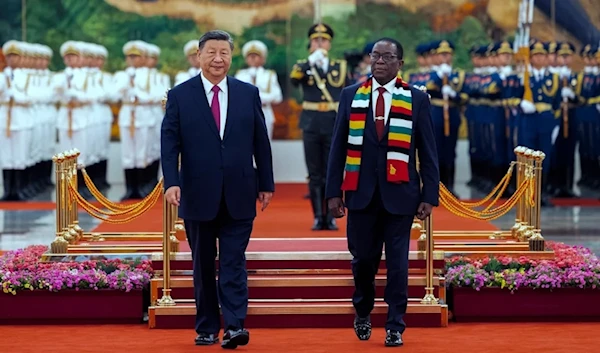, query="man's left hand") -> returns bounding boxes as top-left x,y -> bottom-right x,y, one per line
258,192 -> 273,211
416,202 -> 433,220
